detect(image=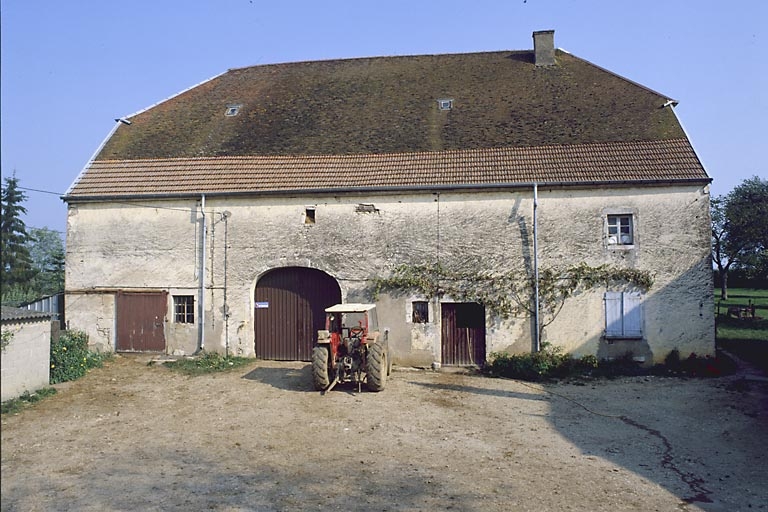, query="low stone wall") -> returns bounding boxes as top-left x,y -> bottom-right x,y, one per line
1,318 -> 52,402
